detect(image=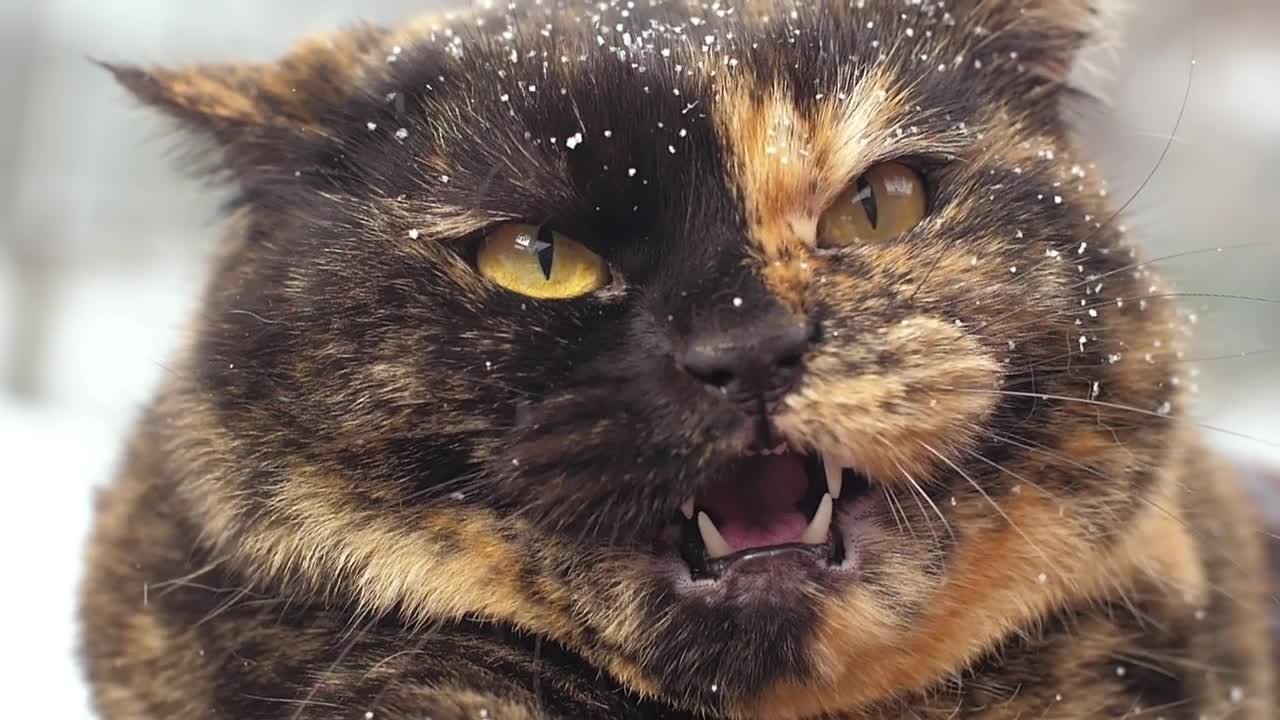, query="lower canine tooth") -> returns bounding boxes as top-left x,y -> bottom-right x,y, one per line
801,493 -> 834,545
823,455 -> 844,499
697,512 -> 734,559
681,497 -> 695,520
